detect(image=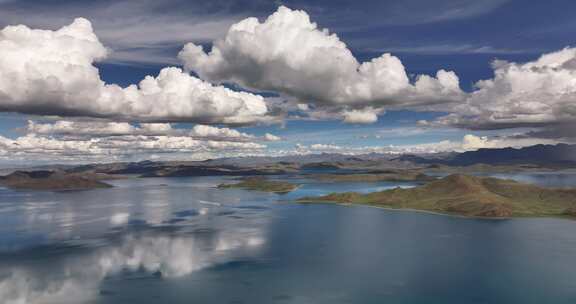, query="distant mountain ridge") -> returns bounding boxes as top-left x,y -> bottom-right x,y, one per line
396,144 -> 576,167
450,144 -> 576,166
3,144 -> 575,177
